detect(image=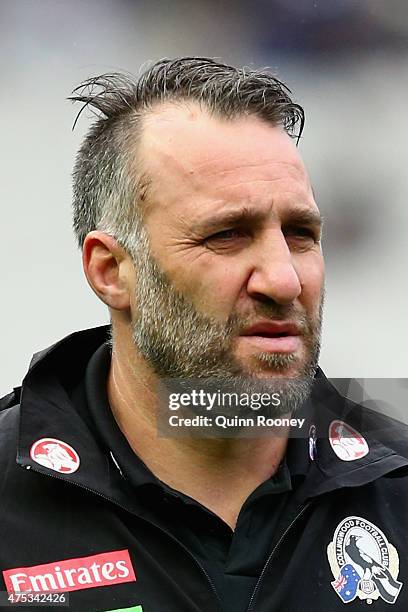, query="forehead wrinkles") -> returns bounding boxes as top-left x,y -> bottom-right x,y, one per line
137,103 -> 310,208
